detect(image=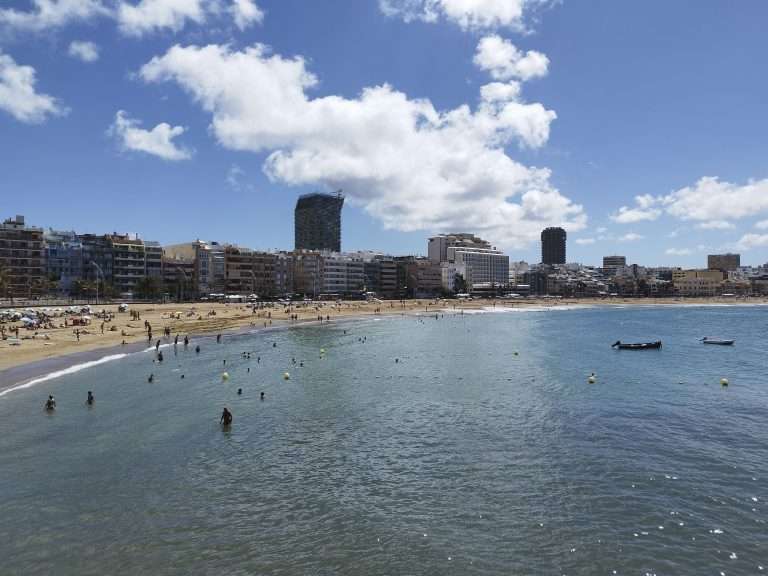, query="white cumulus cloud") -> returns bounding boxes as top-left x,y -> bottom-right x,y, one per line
610,204 -> 661,224
109,110 -> 192,160
736,234 -> 768,251
611,177 -> 768,229
663,176 -> 768,222
665,247 -> 691,256
696,220 -> 734,230
618,232 -> 643,242
474,35 -> 549,81
380,0 -> 534,30
0,52 -> 67,123
68,40 -> 100,62
117,0 -> 206,36
575,237 -> 595,245
231,0 -> 263,29
755,220 -> 768,230
139,43 -> 584,248
0,0 -> 109,32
